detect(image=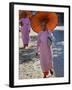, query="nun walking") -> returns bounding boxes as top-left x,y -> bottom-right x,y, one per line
19,13 -> 31,48
37,21 -> 54,78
